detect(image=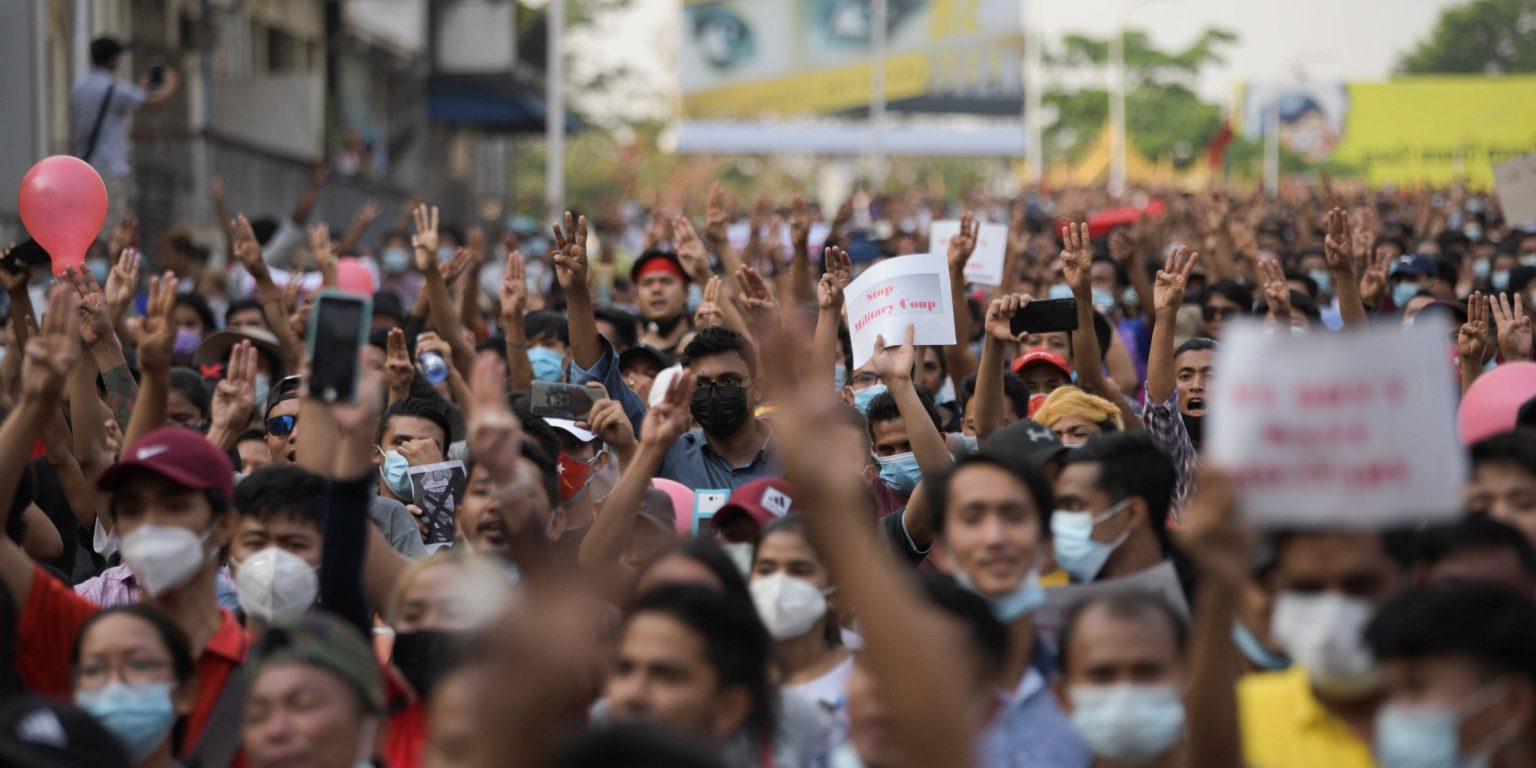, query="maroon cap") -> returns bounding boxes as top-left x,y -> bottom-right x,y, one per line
712,478 -> 797,531
97,426 -> 236,502
1011,349 -> 1072,377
